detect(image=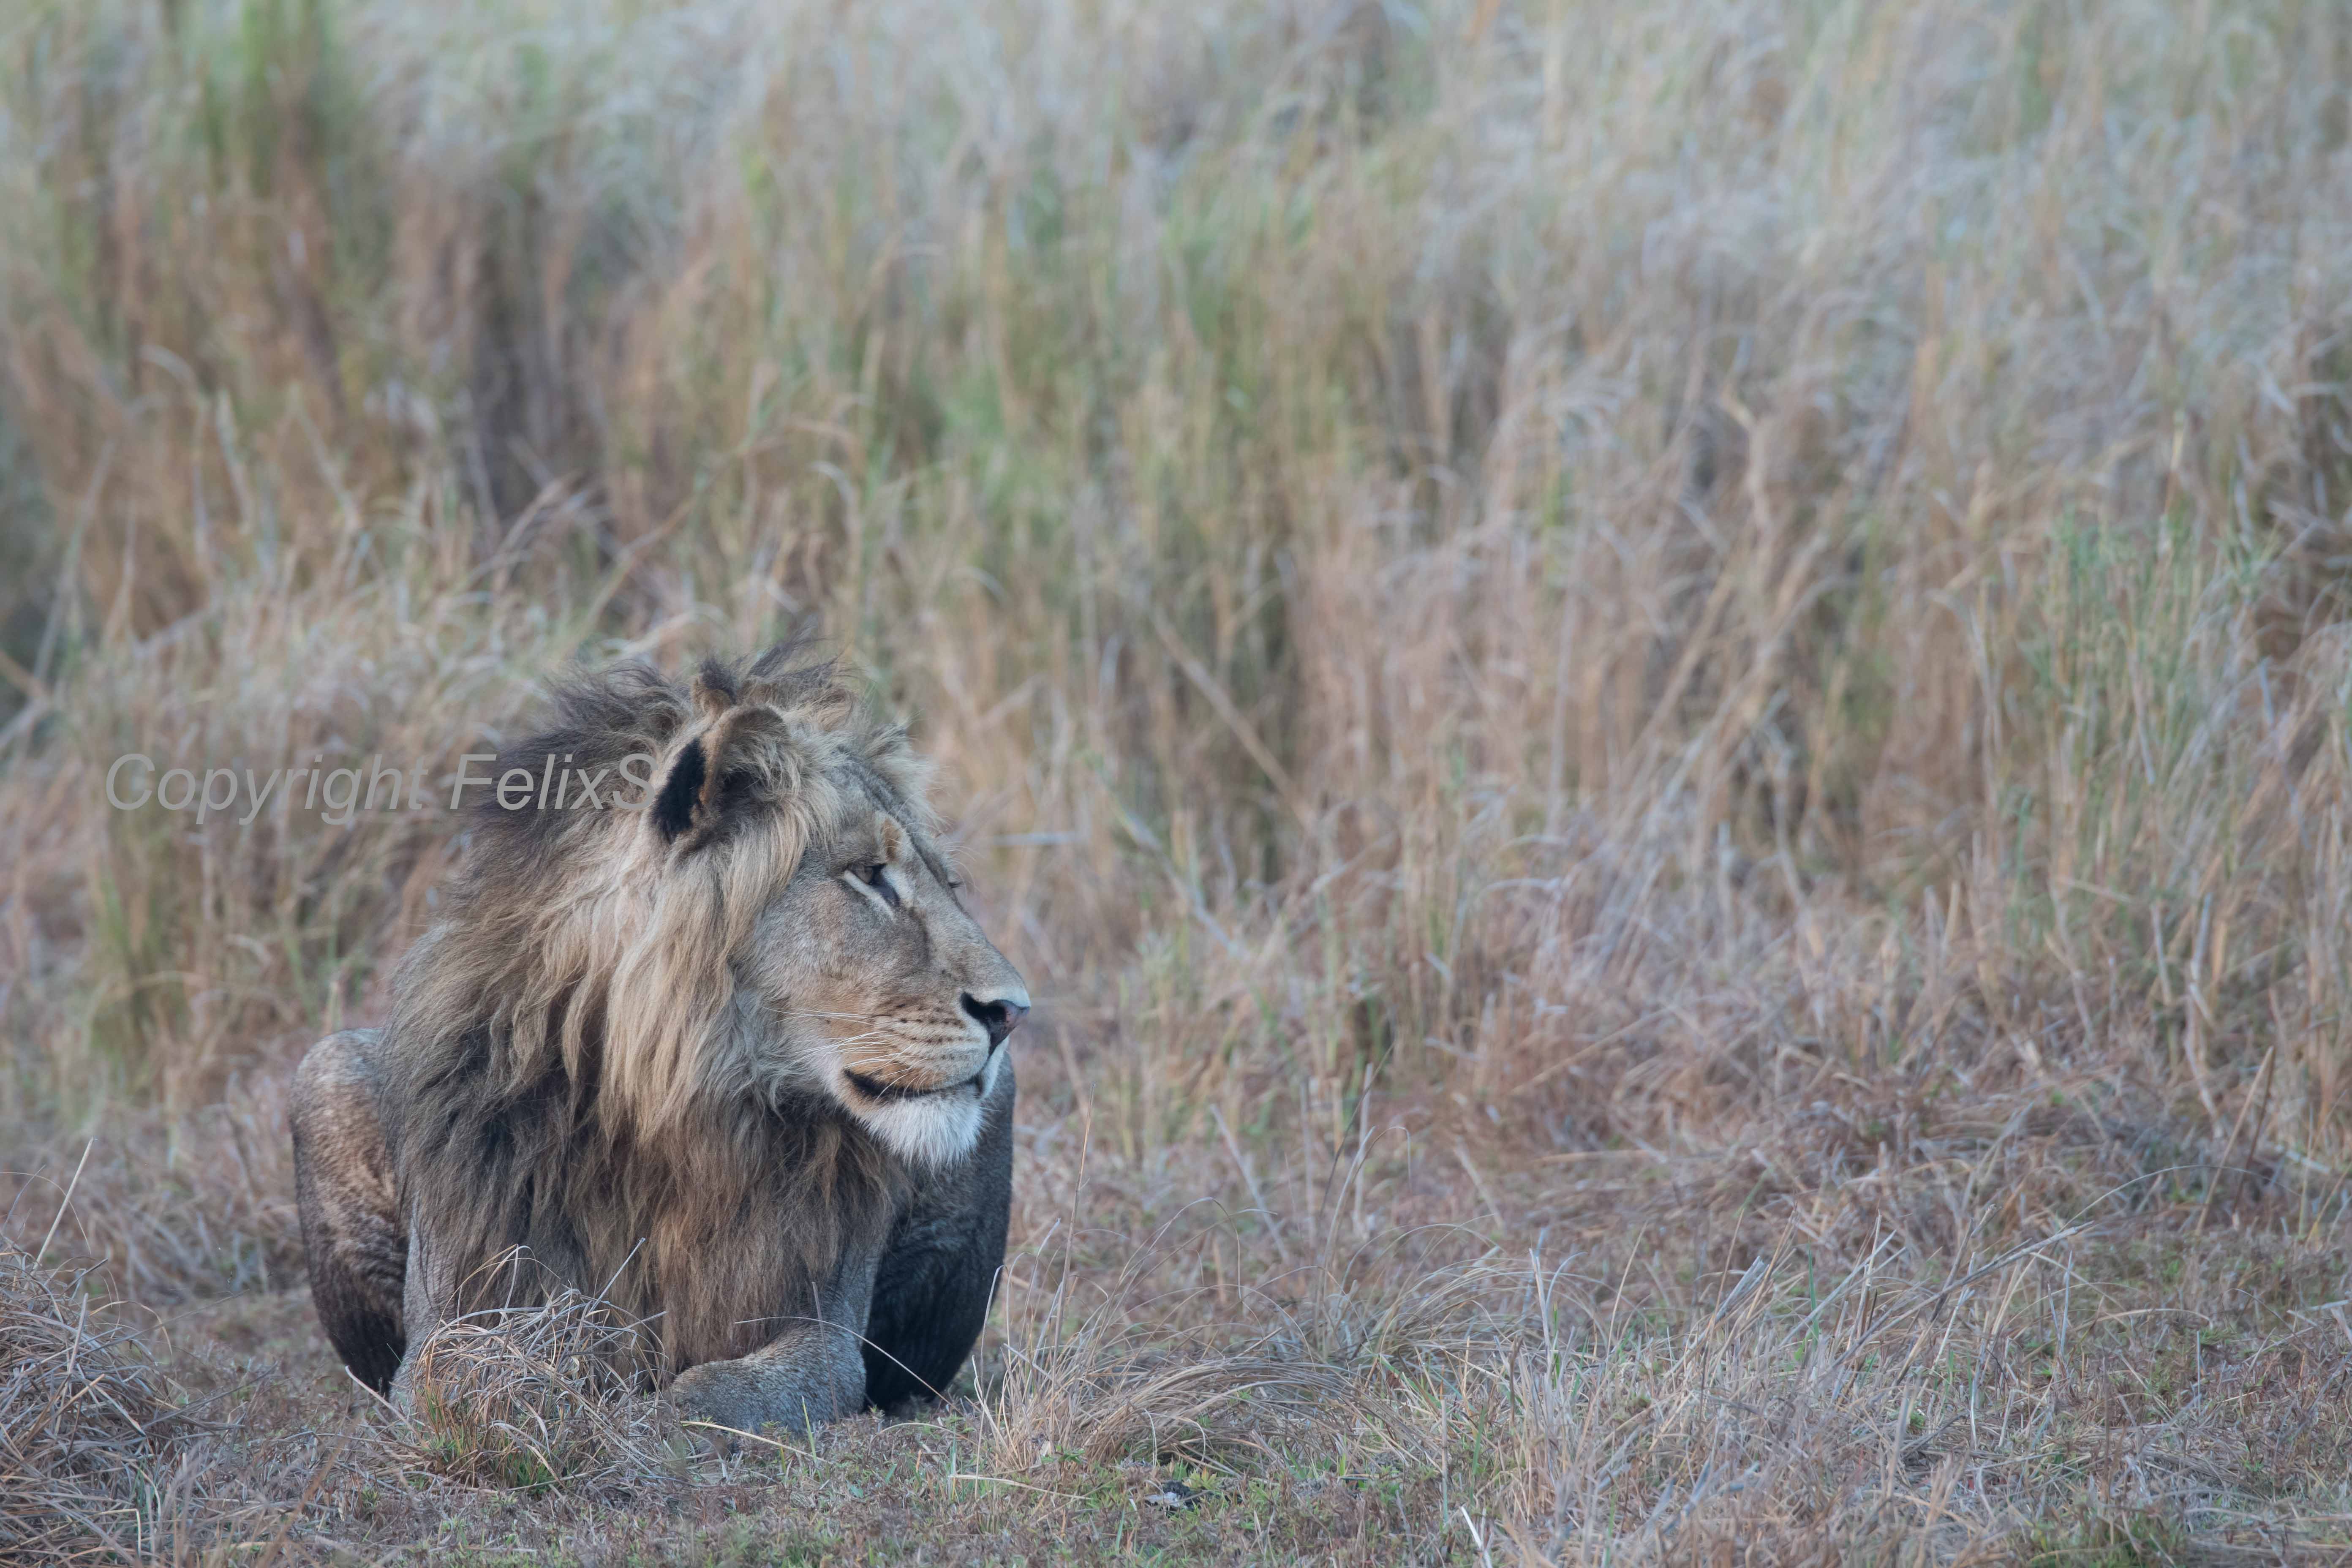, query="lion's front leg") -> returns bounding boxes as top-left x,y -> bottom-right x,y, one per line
862,1060 -> 1015,1409
668,1233 -> 885,1438
386,1207 -> 458,1414
668,1319 -> 871,1437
